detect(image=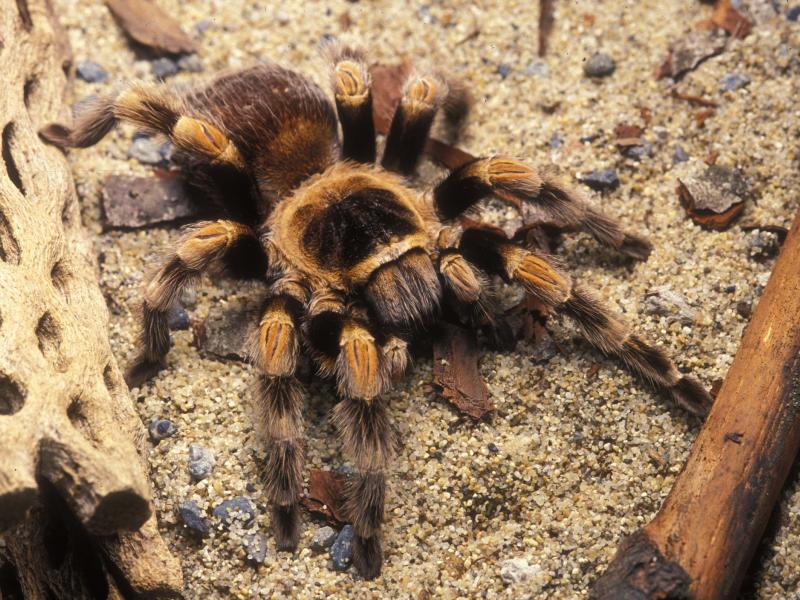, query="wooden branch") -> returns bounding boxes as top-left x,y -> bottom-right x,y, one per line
591,208 -> 800,600
0,1 -> 182,597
